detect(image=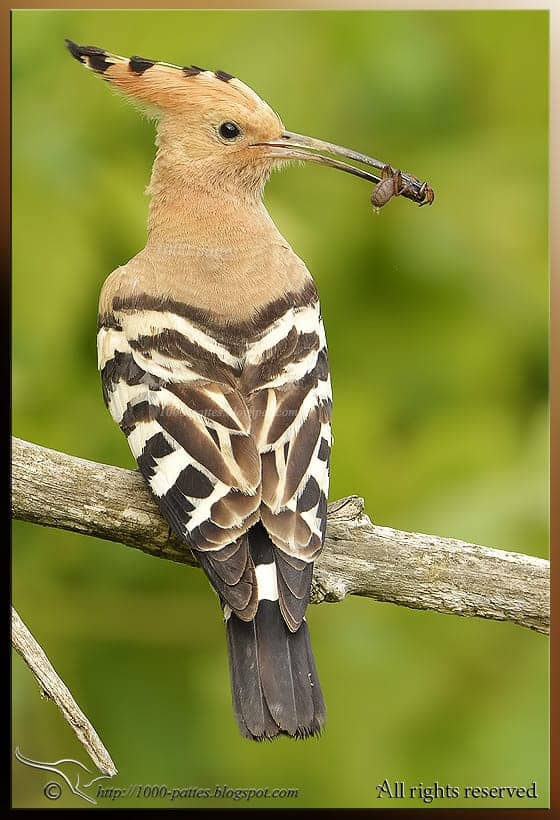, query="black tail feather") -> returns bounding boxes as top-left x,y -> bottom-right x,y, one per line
226,605 -> 325,740
225,525 -> 326,740
254,600 -> 299,734
225,613 -> 279,739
